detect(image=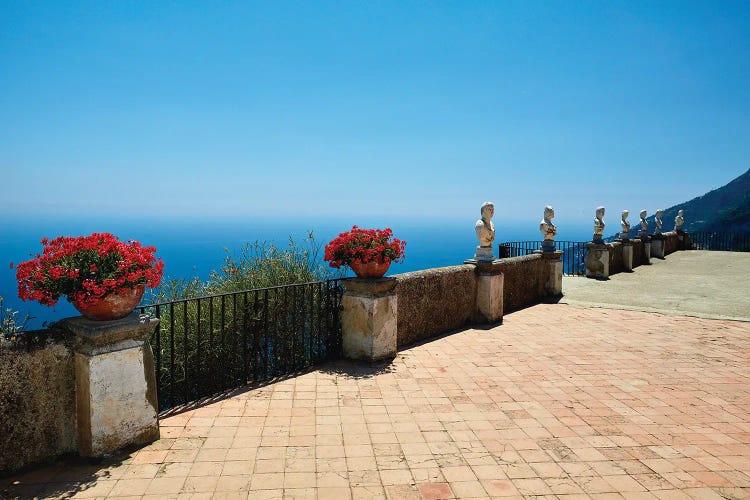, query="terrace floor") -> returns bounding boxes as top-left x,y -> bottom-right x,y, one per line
561,250 -> 750,322
3,254 -> 750,499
